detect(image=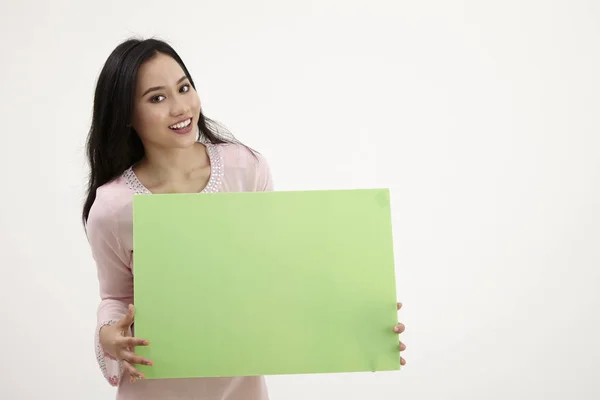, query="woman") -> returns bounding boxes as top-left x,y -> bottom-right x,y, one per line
83,37 -> 406,400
